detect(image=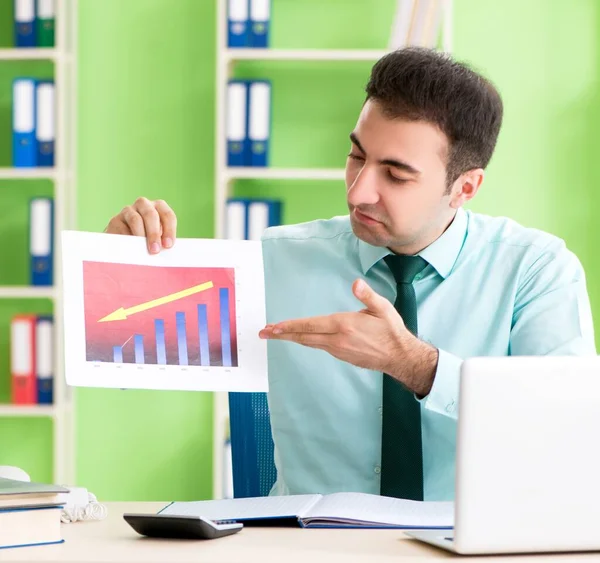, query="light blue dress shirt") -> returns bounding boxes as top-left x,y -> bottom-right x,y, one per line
262,207 -> 596,500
